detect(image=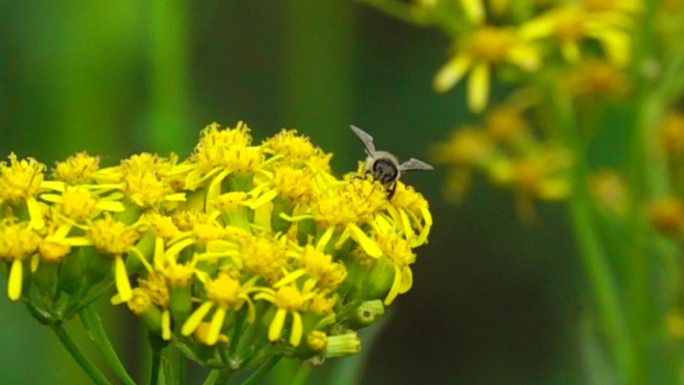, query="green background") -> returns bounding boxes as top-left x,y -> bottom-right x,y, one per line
0,2 -> 582,384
